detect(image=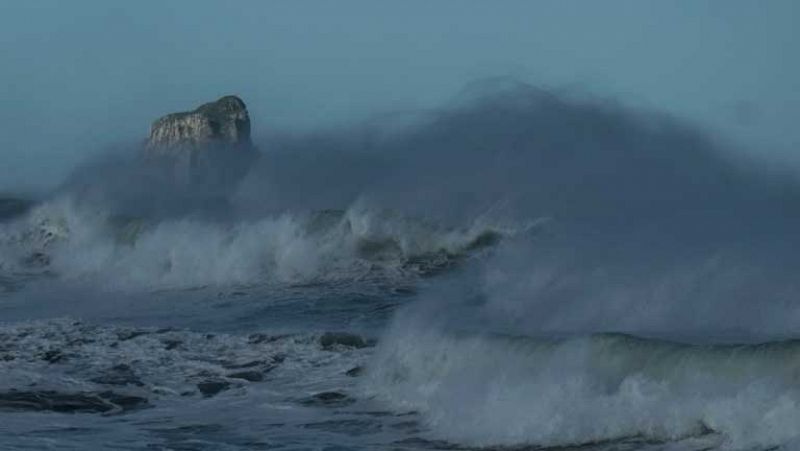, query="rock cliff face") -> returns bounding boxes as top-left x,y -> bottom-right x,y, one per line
144,95 -> 258,189
146,96 -> 253,154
